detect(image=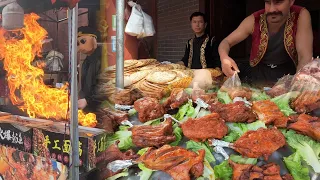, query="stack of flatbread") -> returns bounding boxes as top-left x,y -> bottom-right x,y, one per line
96,59 -> 193,102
